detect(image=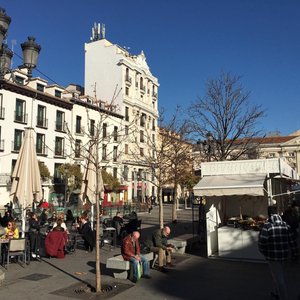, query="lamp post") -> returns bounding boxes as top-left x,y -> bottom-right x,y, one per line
0,8 -> 41,81
197,132 -> 215,162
